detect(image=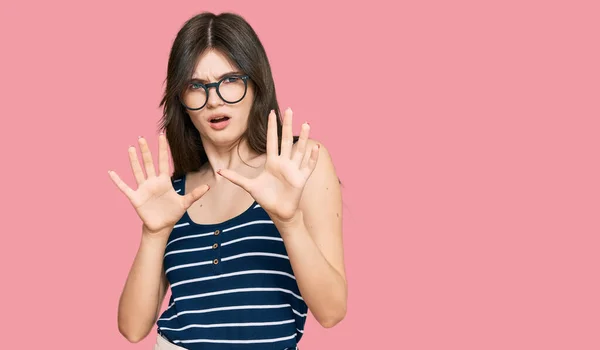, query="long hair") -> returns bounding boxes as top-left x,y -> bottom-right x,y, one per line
158,12 -> 288,179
